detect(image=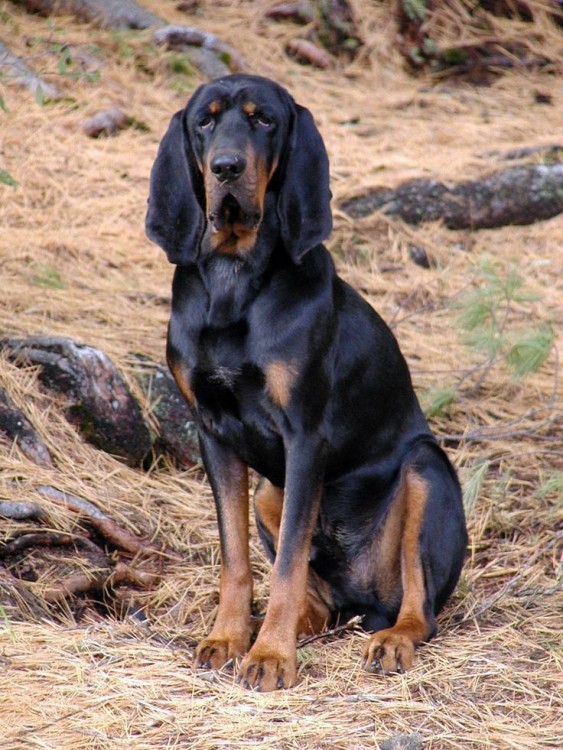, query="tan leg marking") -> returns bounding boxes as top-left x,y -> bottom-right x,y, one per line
241,483 -> 329,690
237,531 -> 312,691
168,360 -> 195,408
254,479 -> 332,638
254,478 -> 284,542
363,469 -> 432,674
194,462 -> 253,671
